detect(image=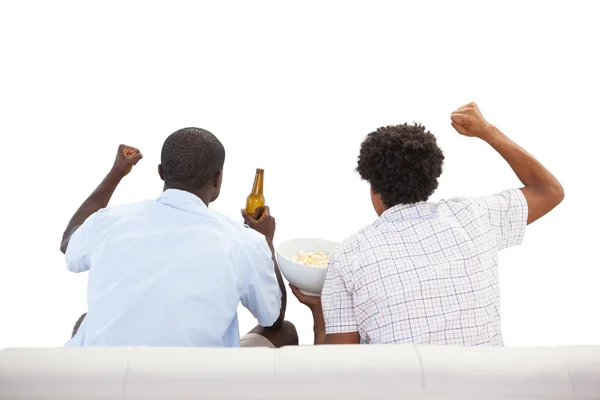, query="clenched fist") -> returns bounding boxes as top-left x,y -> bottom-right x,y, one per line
450,102 -> 496,140
112,144 -> 143,178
